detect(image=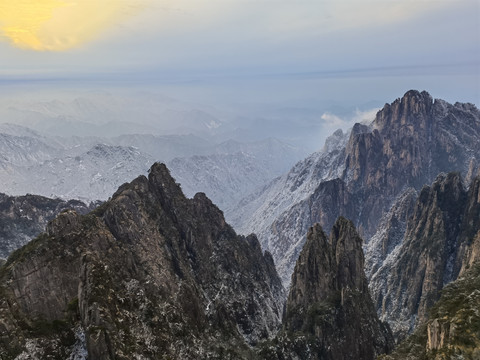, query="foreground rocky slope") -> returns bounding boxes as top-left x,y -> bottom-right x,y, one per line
0,193 -> 97,259
259,218 -> 393,359
231,90 -> 480,286
368,173 -> 480,339
0,163 -> 285,359
381,261 -> 480,360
